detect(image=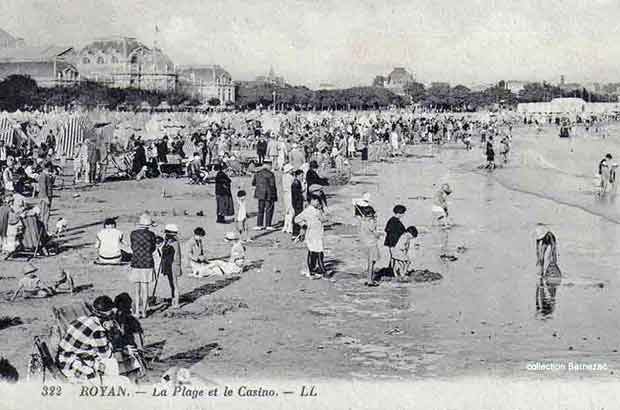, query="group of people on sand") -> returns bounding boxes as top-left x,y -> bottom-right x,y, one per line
55,293 -> 145,382
597,153 -> 619,196
94,213 -> 247,318
351,196 -> 418,287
